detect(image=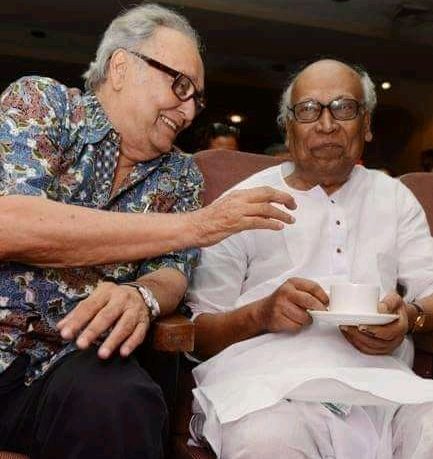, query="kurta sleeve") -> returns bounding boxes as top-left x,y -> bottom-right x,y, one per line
185,231 -> 250,320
